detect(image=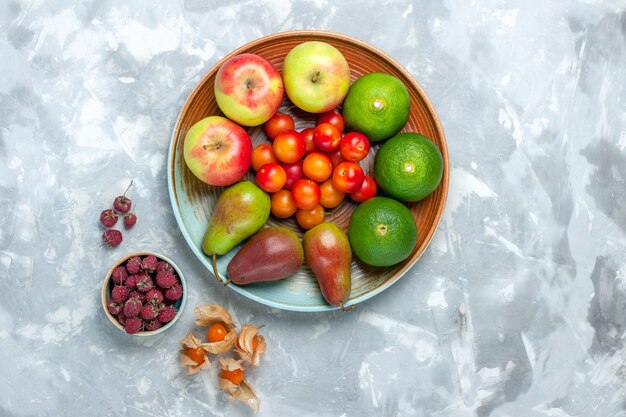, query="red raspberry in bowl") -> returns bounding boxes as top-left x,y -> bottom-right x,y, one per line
145,288 -> 164,305
111,266 -> 128,285
141,255 -> 158,272
111,285 -> 129,304
136,273 -> 153,293
124,317 -> 143,334
144,319 -> 163,331
123,296 -> 142,318
156,271 -> 176,289
126,256 -> 142,274
165,283 -> 183,302
140,304 -> 159,320
157,305 -> 177,323
107,300 -> 123,316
